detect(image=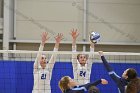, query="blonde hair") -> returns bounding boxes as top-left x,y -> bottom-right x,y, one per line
59,76 -> 70,93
